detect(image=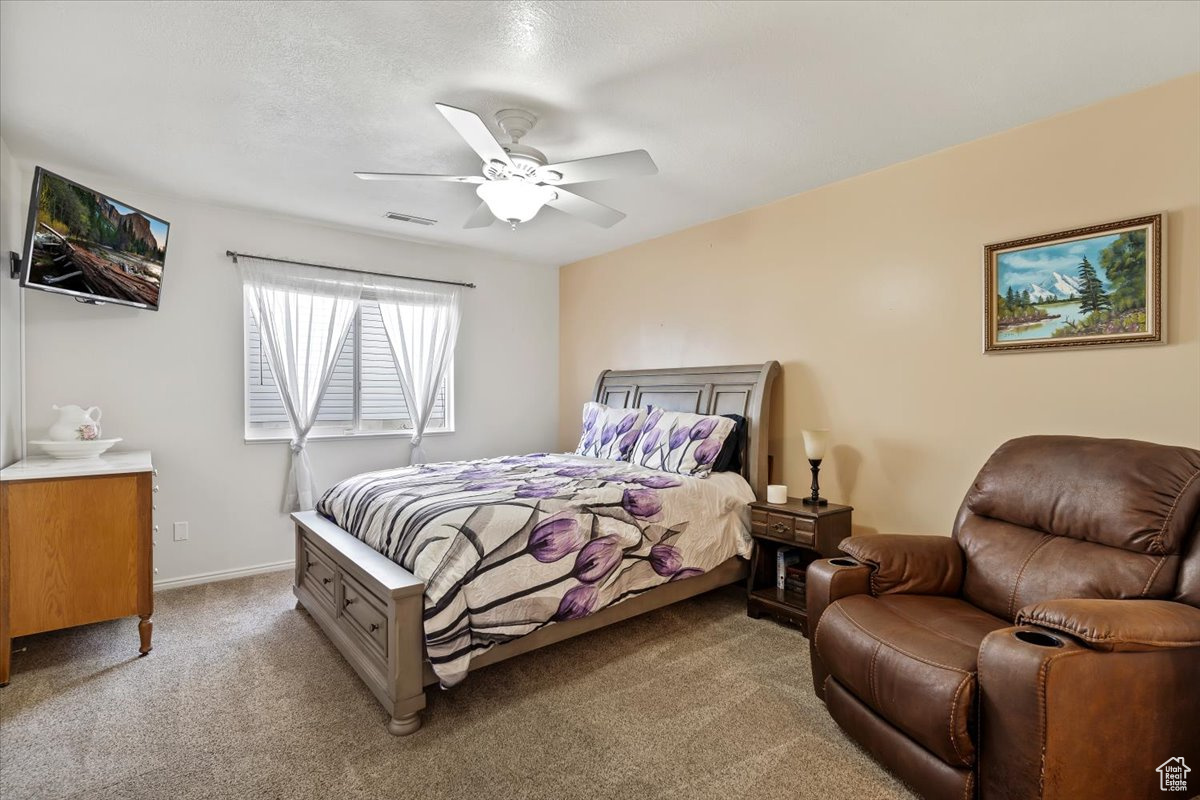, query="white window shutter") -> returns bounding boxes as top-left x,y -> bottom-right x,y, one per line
247,301 -> 449,433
